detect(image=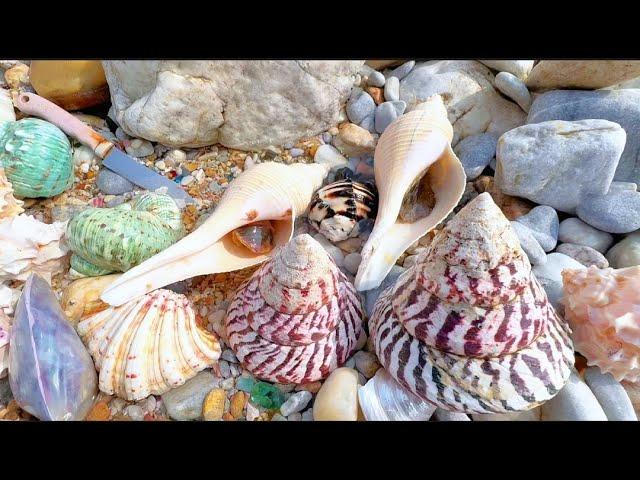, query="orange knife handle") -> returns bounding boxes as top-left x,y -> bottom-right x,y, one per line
14,92 -> 114,158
